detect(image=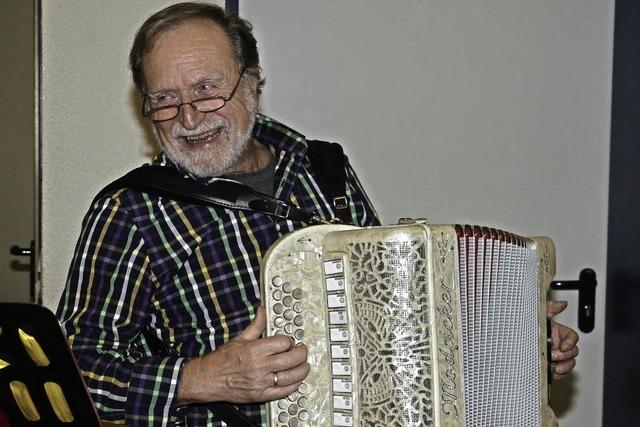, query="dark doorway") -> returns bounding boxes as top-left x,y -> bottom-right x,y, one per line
603,0 -> 640,424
